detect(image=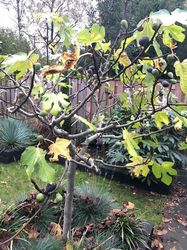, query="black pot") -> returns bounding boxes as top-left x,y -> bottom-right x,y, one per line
0,150 -> 24,163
